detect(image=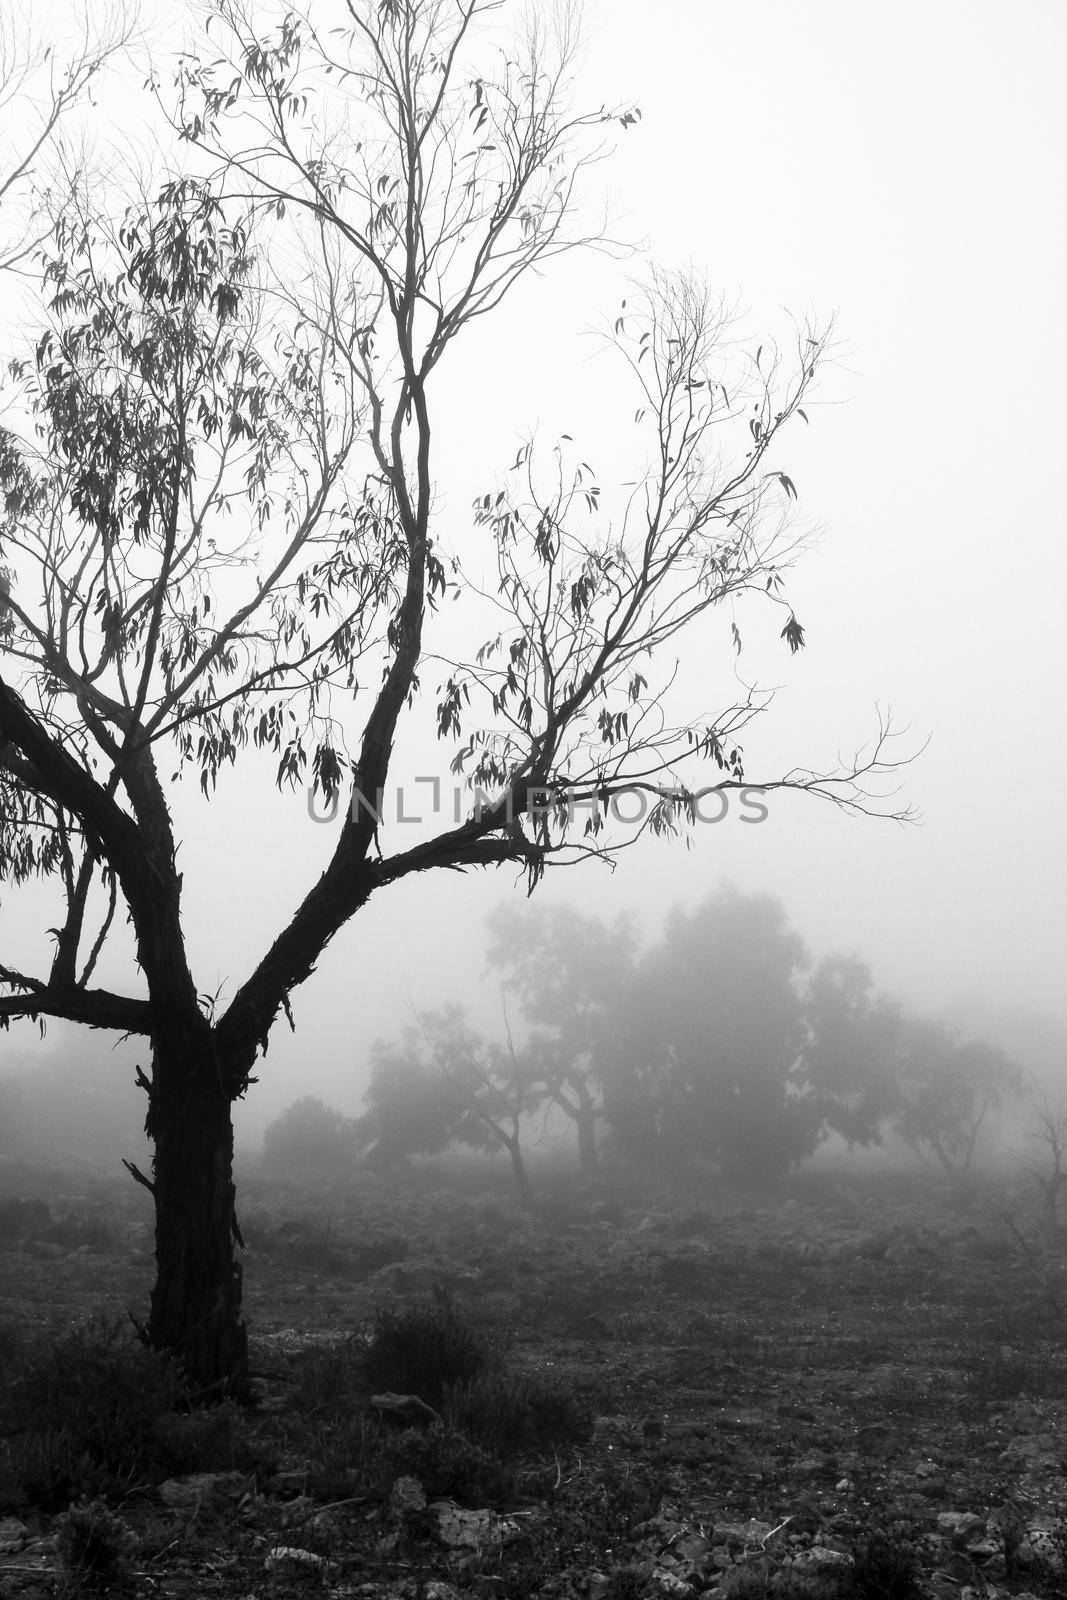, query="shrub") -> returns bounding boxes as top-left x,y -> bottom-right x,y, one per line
362,1291 -> 490,1407
45,1211 -> 119,1252
849,1526 -> 922,1600
0,1196 -> 50,1245
302,1408 -> 378,1503
55,1498 -> 136,1595
380,1425 -> 514,1506
445,1369 -> 594,1454
289,1335 -> 380,1420
601,1567 -> 652,1600
0,1317 -> 241,1512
